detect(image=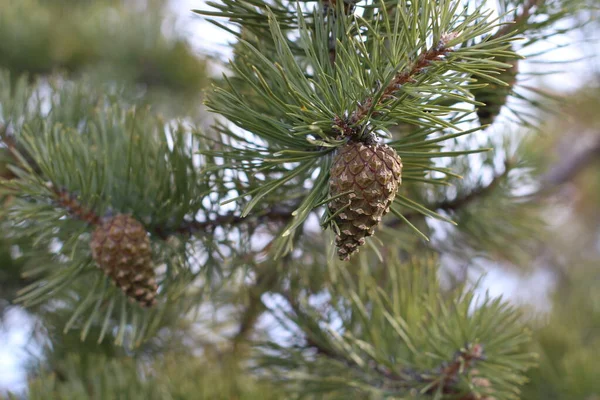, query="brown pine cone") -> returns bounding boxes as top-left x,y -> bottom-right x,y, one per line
474,56 -> 519,126
328,141 -> 402,260
90,214 -> 157,307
